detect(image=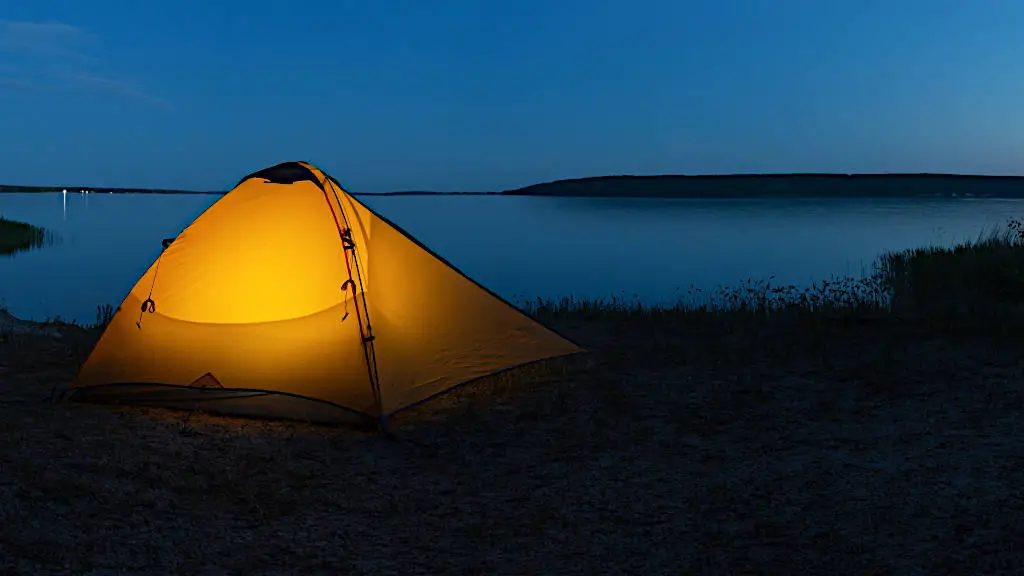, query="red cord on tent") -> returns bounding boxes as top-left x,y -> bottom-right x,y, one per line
313,186 -> 366,329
